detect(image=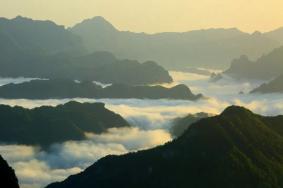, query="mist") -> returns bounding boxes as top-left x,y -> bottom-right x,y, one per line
1,71 -> 283,188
